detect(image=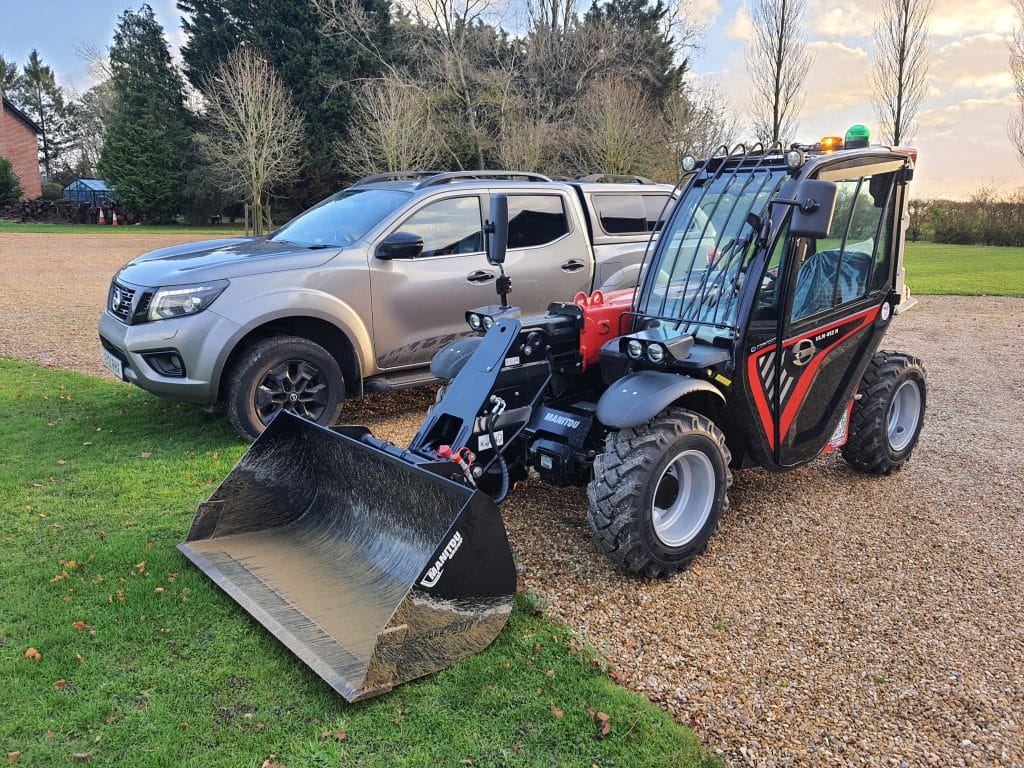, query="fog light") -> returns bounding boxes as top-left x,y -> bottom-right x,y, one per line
627,339 -> 644,359
482,315 -> 494,330
681,155 -> 698,172
786,149 -> 805,169
647,343 -> 666,363
468,313 -> 482,331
